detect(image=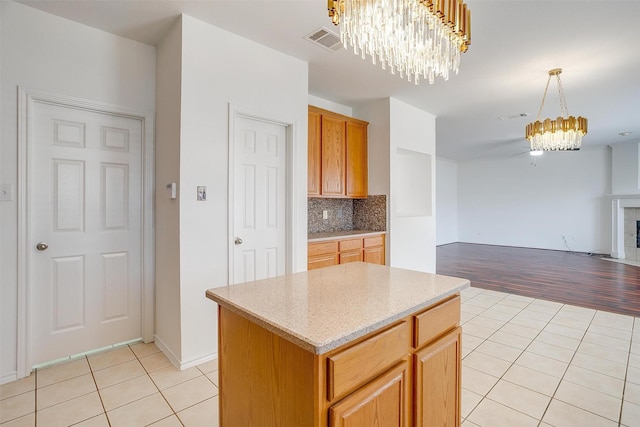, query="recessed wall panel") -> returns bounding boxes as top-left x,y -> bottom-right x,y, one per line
101,126 -> 130,152
242,250 -> 256,283
103,252 -> 129,321
54,120 -> 85,147
266,134 -> 278,156
266,166 -> 277,228
54,160 -> 85,232
243,165 -> 256,229
265,247 -> 277,279
102,163 -> 129,230
243,130 -> 256,153
52,256 -> 85,331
